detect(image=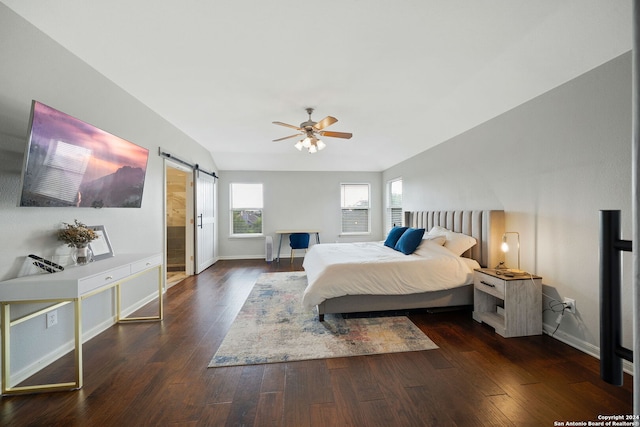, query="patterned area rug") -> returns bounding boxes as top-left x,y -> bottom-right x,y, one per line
208,272 -> 438,368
